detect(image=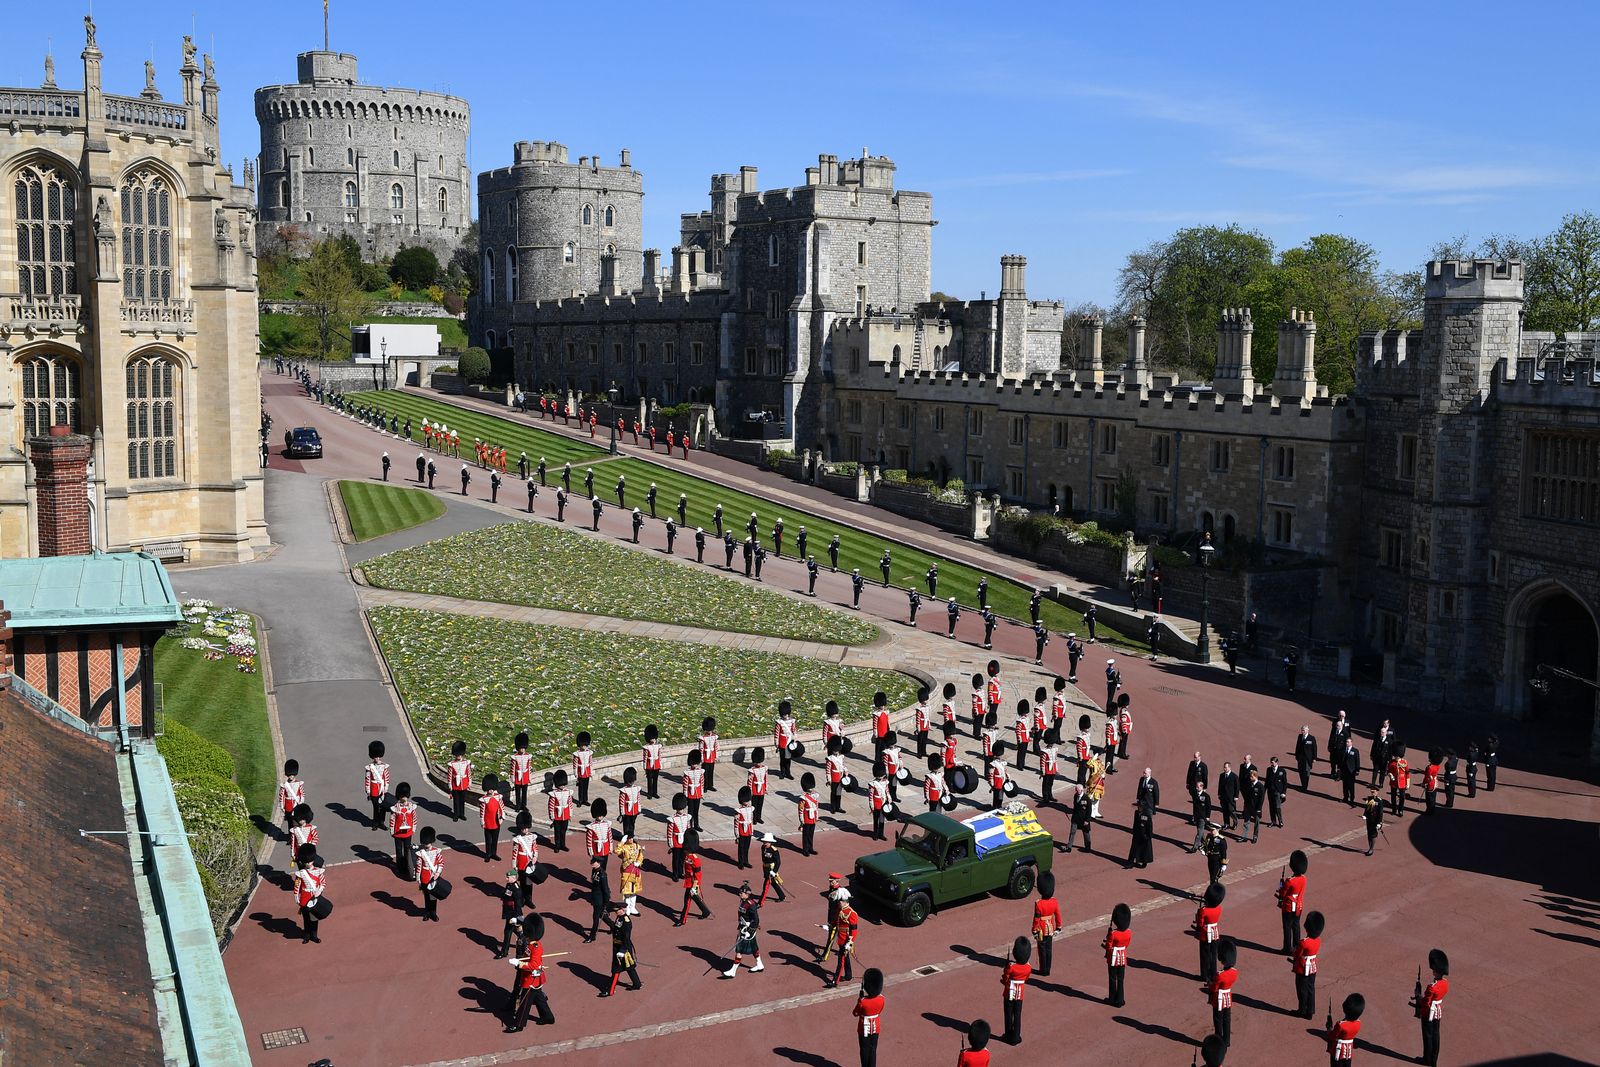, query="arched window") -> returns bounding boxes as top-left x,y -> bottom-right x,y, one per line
563,242 -> 575,264
120,169 -> 173,303
484,249 -> 496,306
506,248 -> 518,302
126,355 -> 179,480
581,205 -> 592,225
891,345 -> 901,365
390,183 -> 405,210
307,146 -> 315,166
14,161 -> 78,298
393,149 -> 401,167
437,187 -> 447,214
277,179 -> 288,208
346,147 -> 354,166
486,330 -> 497,349
344,181 -> 359,208
604,206 -> 614,227
14,352 -> 81,441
